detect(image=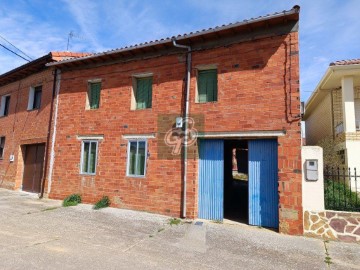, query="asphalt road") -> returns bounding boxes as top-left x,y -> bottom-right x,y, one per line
0,188 -> 359,270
